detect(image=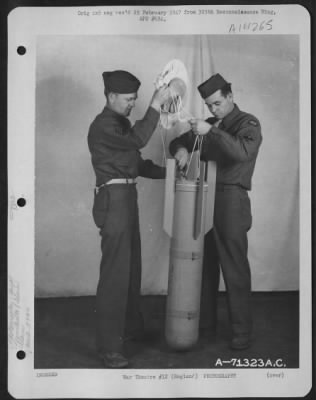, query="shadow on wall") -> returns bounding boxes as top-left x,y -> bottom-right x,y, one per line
36,75 -> 98,135
35,74 -> 98,187
35,75 -> 101,297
